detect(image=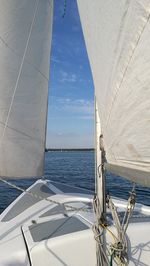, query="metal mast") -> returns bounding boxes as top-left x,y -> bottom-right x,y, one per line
94,98 -> 108,265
